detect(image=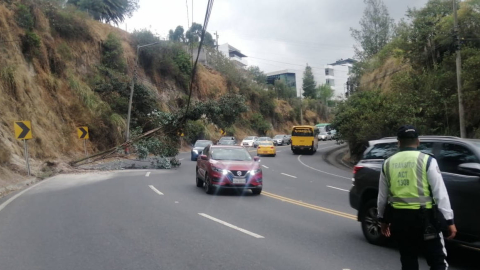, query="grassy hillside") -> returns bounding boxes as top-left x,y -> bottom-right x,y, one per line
0,0 -> 327,191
